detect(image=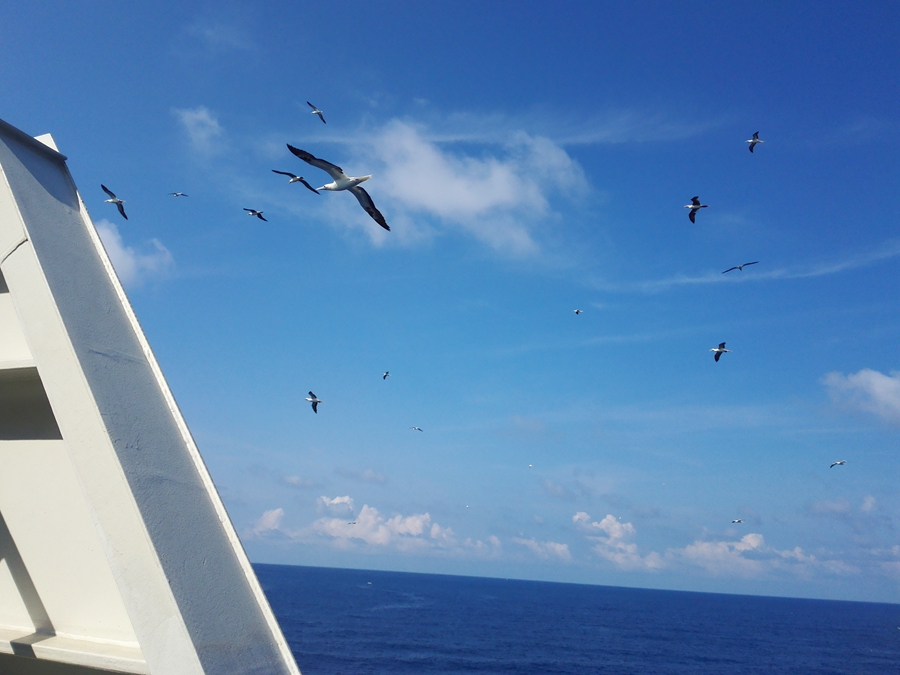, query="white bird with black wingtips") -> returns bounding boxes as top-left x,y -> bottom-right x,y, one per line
101,185 -> 128,220
307,102 -> 326,124
746,131 -> 764,153
684,196 -> 708,223
272,170 -> 320,194
305,391 -> 322,413
711,342 -> 730,362
287,145 -> 390,231
830,460 -> 846,468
